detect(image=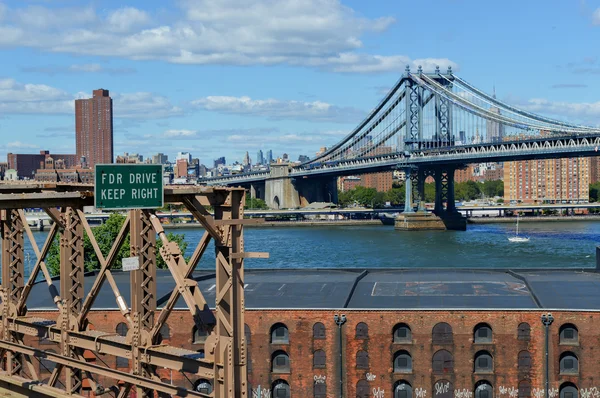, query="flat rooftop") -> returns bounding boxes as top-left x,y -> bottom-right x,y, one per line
23,267 -> 600,311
